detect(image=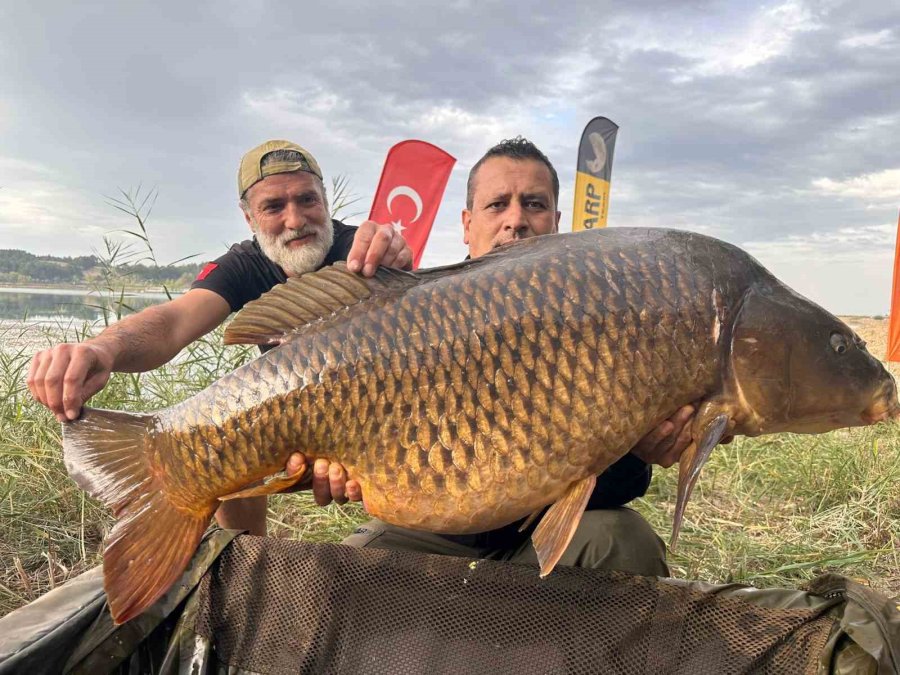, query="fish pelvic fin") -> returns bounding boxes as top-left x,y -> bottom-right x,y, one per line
219,464 -> 308,500
671,411 -> 731,549
62,407 -> 214,625
518,507 -> 544,533
531,474 -> 597,577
